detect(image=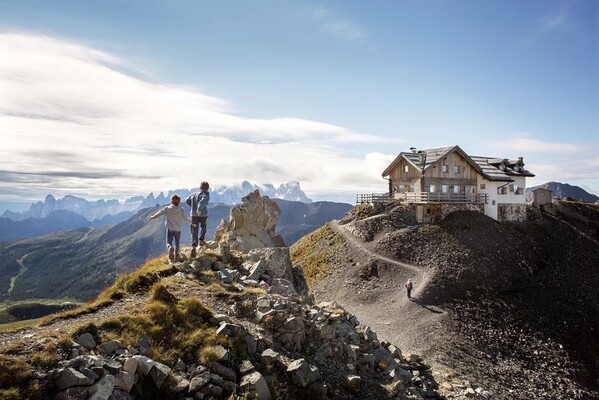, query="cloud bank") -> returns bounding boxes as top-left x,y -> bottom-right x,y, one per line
478,134 -> 599,190
0,33 -> 391,202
